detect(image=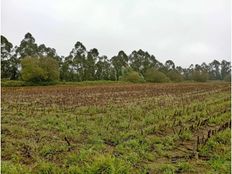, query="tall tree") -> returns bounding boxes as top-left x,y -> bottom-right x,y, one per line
221,60 -> 231,80
16,33 -> 38,58
37,44 -> 61,64
111,50 -> 128,80
95,55 -> 111,80
1,35 -> 13,79
64,41 -> 87,81
129,49 -> 158,76
209,60 -> 221,80
165,60 -> 175,71
84,48 -> 98,80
